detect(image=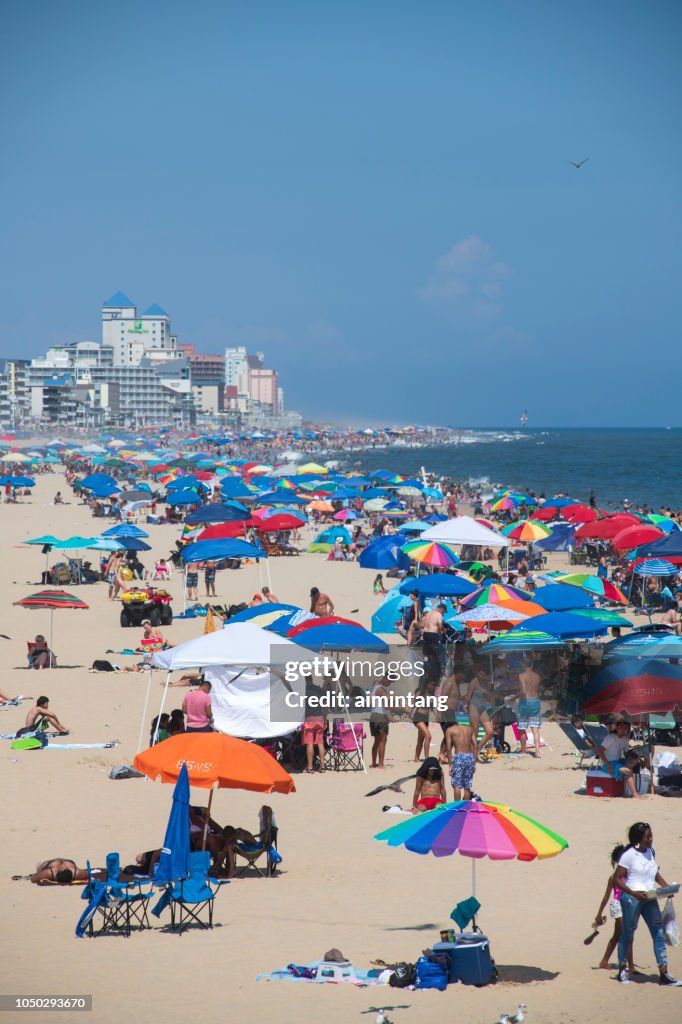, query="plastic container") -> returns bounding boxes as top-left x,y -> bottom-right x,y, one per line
432,938 -> 494,986
586,771 -> 624,797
